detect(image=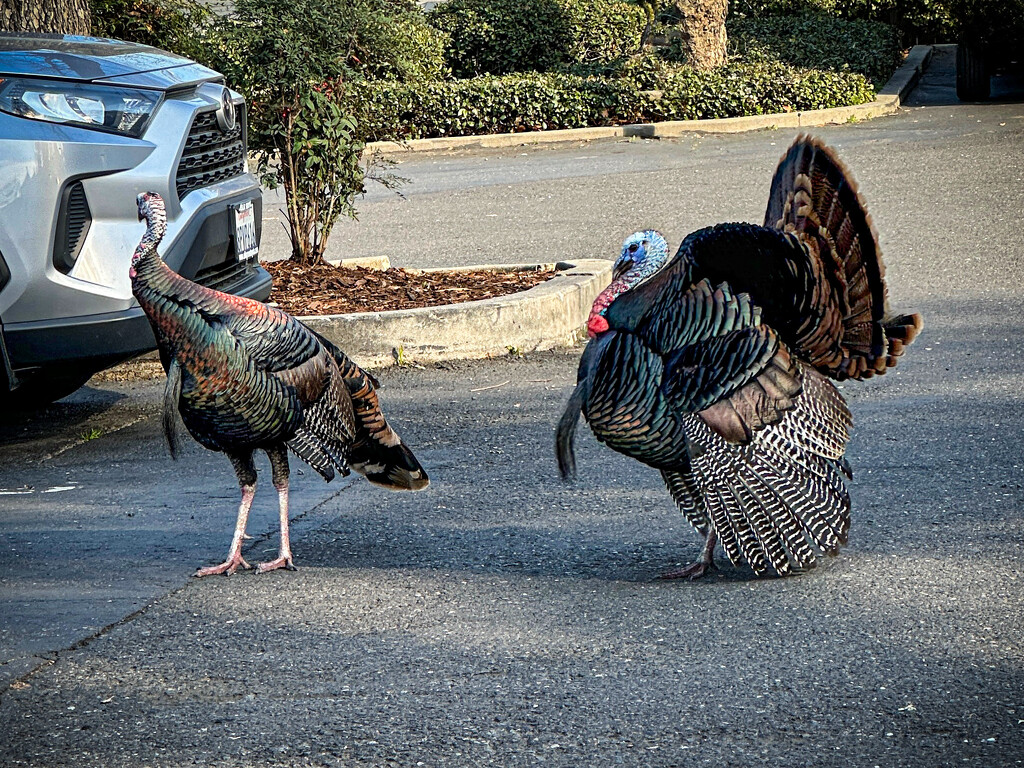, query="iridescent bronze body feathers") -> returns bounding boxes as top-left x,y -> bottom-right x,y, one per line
131,192 -> 427,576
558,136 -> 922,578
